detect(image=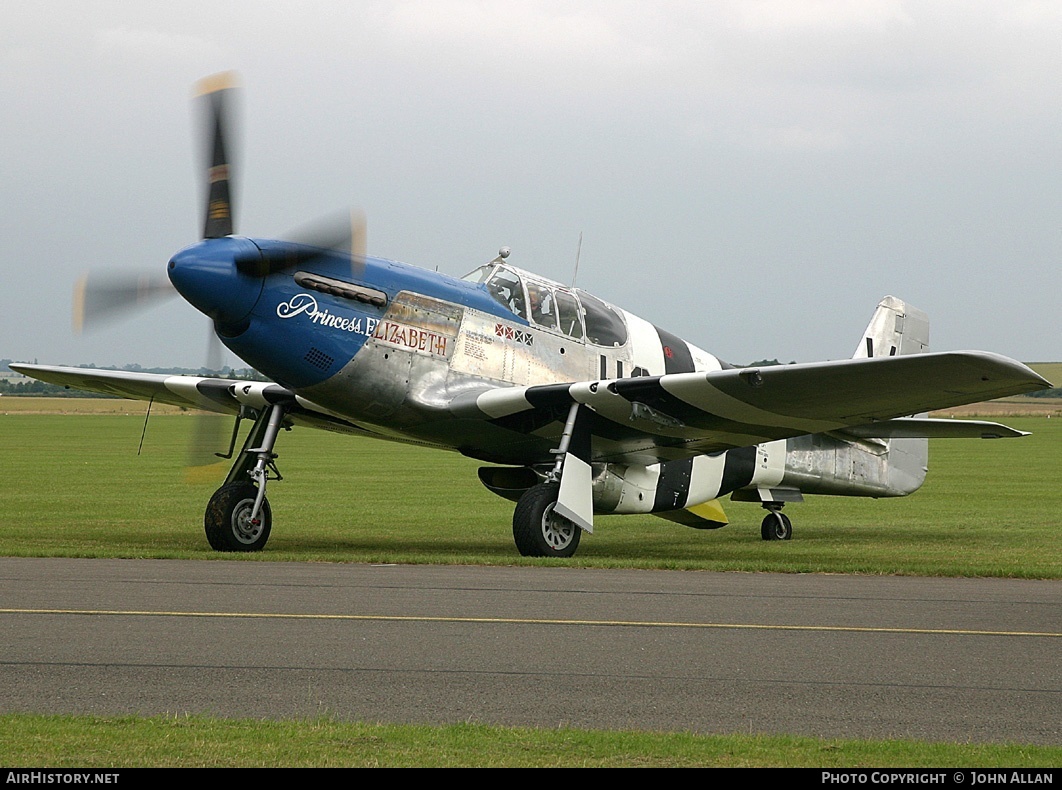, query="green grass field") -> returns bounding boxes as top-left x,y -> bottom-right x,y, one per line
1,406 -> 1059,766
2,715 -> 1058,768
1,411 -> 1059,576
1029,362 -> 1062,383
